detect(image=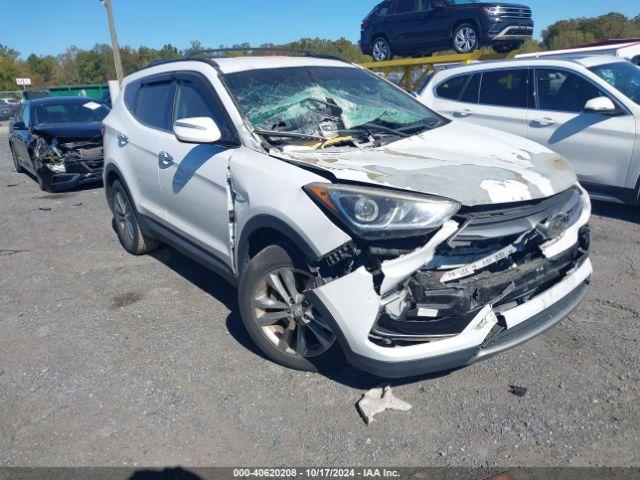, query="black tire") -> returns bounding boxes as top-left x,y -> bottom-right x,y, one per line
110,180 -> 159,255
238,244 -> 343,372
452,23 -> 479,54
492,42 -> 522,54
371,36 -> 393,62
9,142 -> 25,174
